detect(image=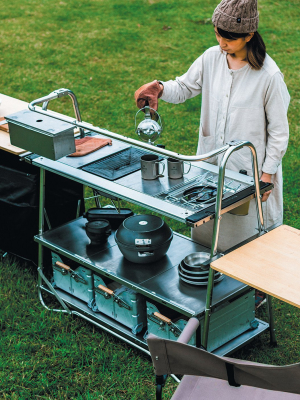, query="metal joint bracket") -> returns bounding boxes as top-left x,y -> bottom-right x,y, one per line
226,140 -> 244,146
53,88 -> 70,98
